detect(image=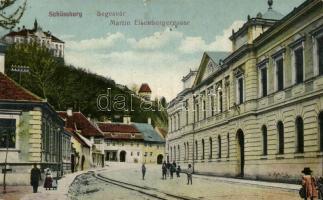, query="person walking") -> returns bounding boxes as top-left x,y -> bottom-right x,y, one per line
166,161 -> 171,177
142,164 -> 146,180
44,168 -> 53,190
170,163 -> 175,179
301,167 -> 318,200
162,163 -> 167,180
187,164 -> 193,185
176,165 -> 181,177
30,164 -> 41,193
